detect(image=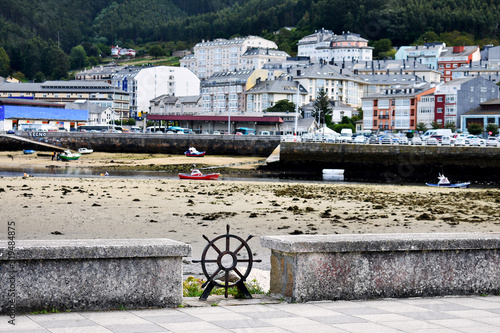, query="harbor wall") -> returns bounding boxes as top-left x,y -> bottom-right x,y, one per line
279,142 -> 500,183
0,238 -> 191,314
0,133 -> 281,156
